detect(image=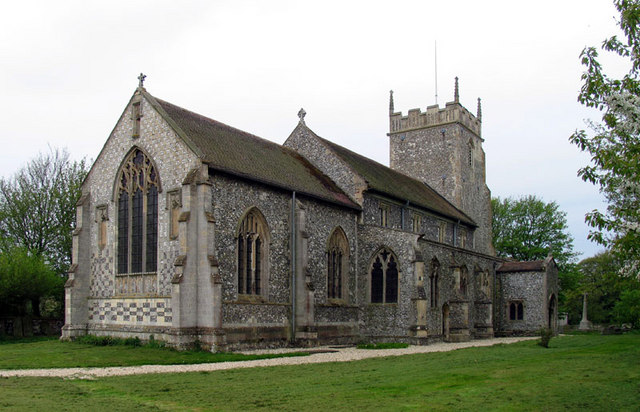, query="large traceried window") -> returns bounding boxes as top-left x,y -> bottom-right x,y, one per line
237,208 -> 269,297
370,247 -> 399,304
327,227 -> 349,301
117,148 -> 159,275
